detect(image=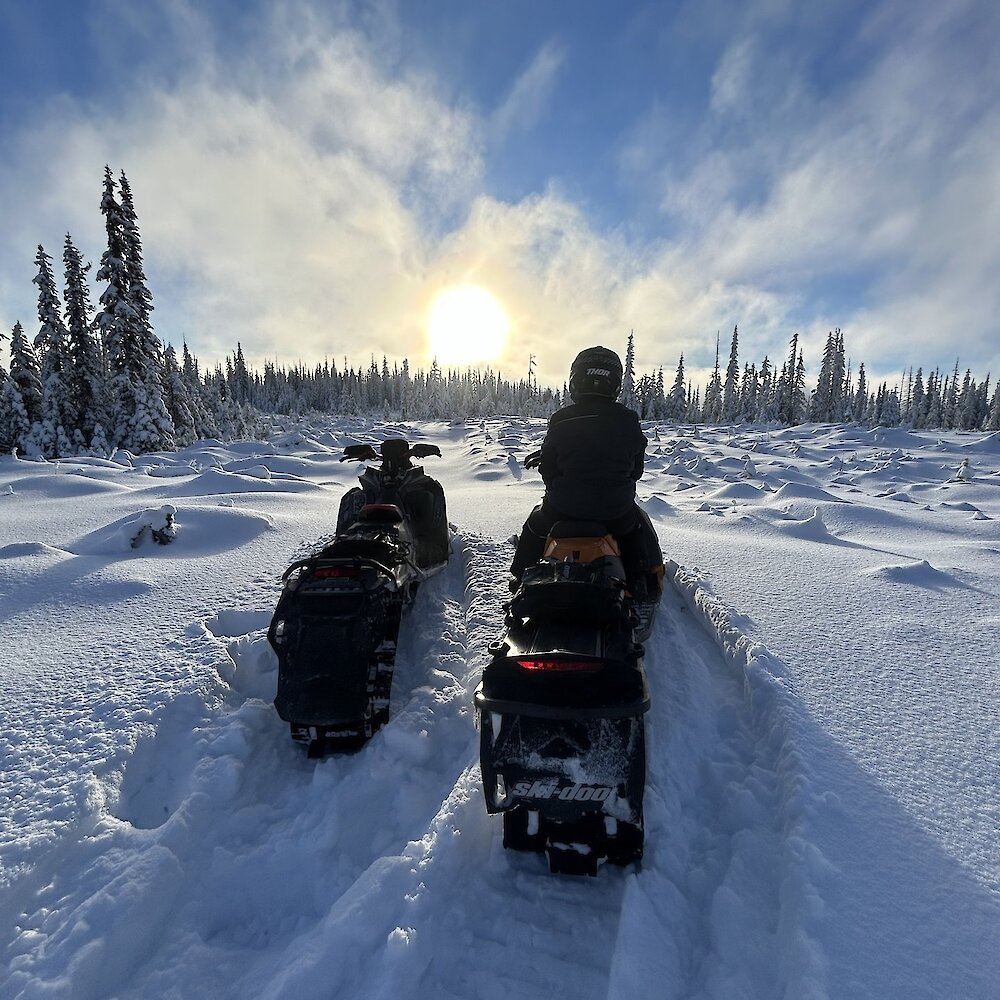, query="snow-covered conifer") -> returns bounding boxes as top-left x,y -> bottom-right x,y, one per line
987,382 -> 1000,431
3,322 -> 43,453
95,166 -> 137,446
621,332 -> 636,412
163,344 -> 198,447
722,326 -> 739,422
63,234 -> 108,452
702,335 -> 723,423
34,245 -> 77,456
